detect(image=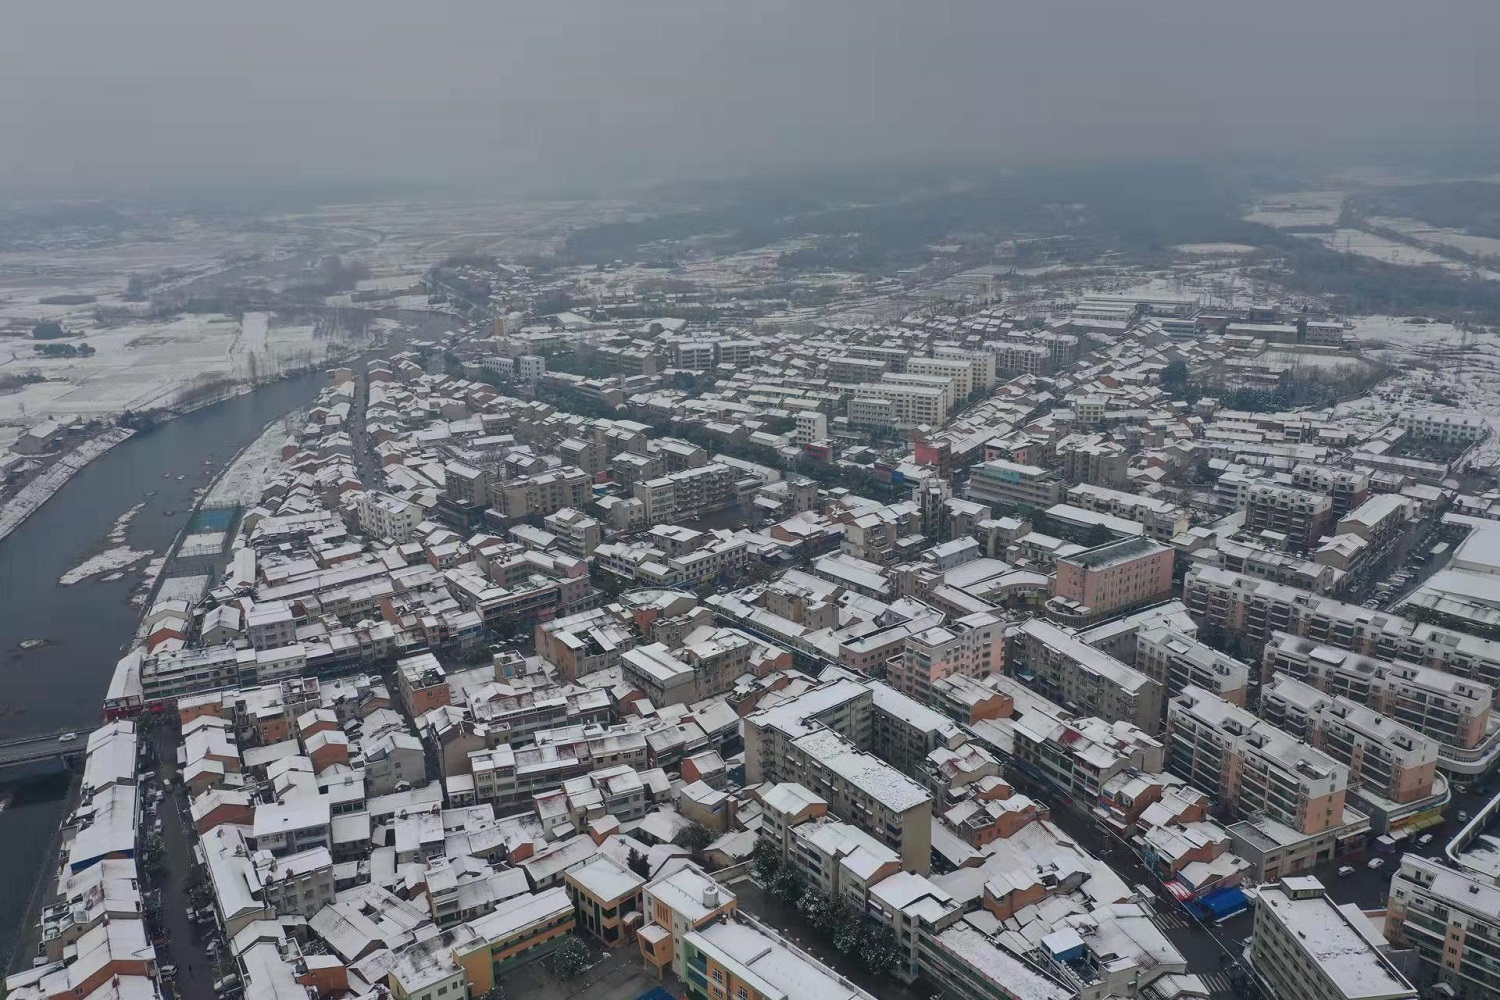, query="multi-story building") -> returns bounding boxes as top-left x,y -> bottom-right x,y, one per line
680,911 -> 880,1000
906,356 -> 974,400
1136,626 -> 1250,706
1183,565 -> 1500,697
966,459 -> 1062,510
543,507 -> 602,558
741,676 -> 936,872
1249,876 -> 1417,1000
633,464 -> 737,520
1167,685 -> 1368,878
1242,482 -> 1333,551
1052,536 -> 1174,620
1010,619 -> 1163,733
1262,631 -> 1497,773
894,612 -> 1004,703
1260,675 -> 1441,833
1066,483 -> 1188,541
849,378 -> 951,430
1386,855 -> 1500,1000
1336,494 -> 1411,551
1397,410 -> 1489,443
356,491 -> 424,543
396,652 -> 452,717
1009,704 -> 1165,803
496,466 -> 591,520
637,866 -> 739,982
1291,463 -> 1371,519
